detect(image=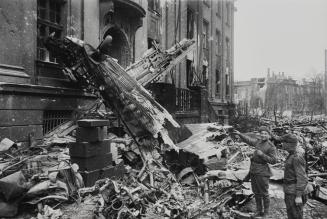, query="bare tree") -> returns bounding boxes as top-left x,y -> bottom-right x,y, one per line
307,74 -> 324,120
